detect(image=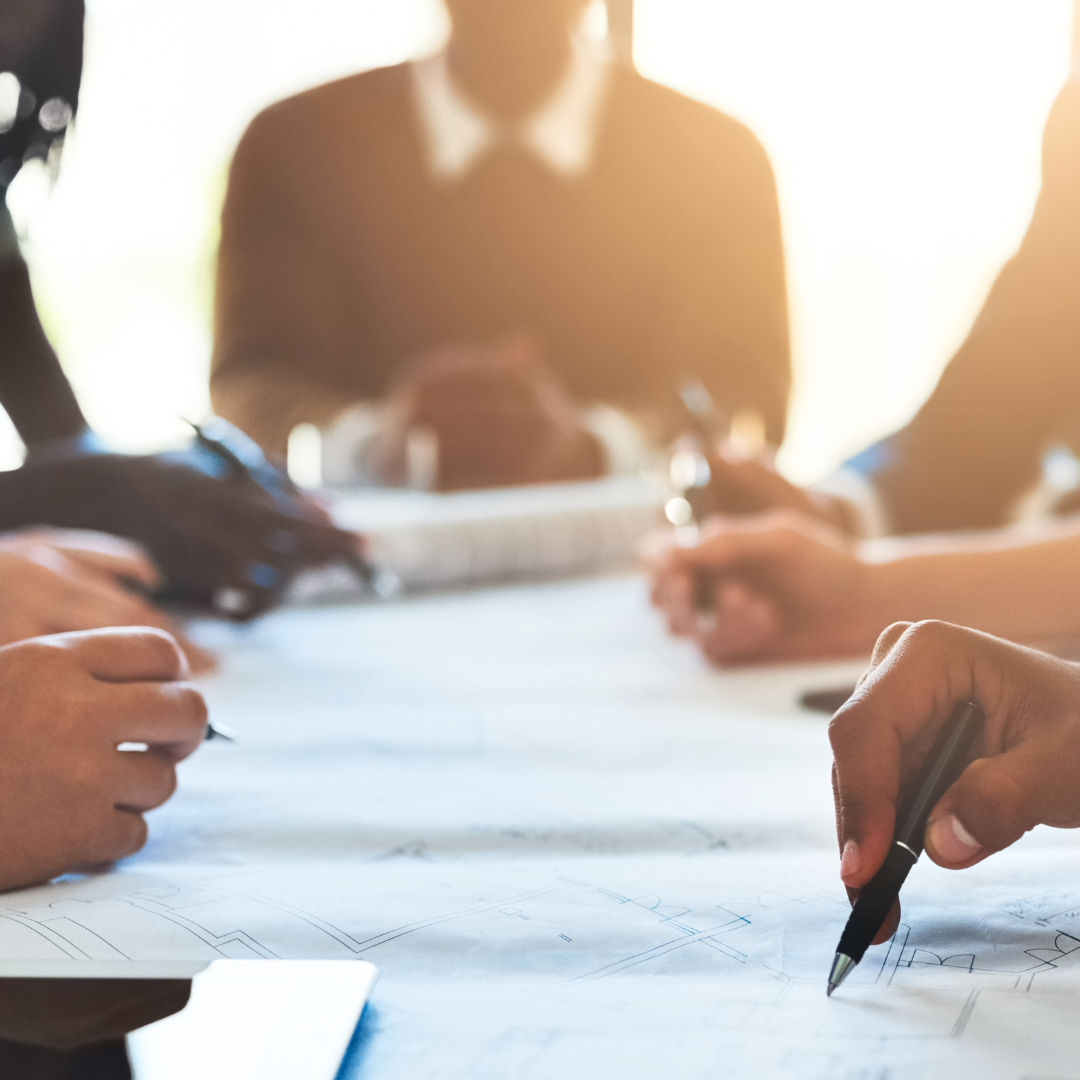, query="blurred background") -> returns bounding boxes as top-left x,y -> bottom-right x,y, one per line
6,0 -> 1075,481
